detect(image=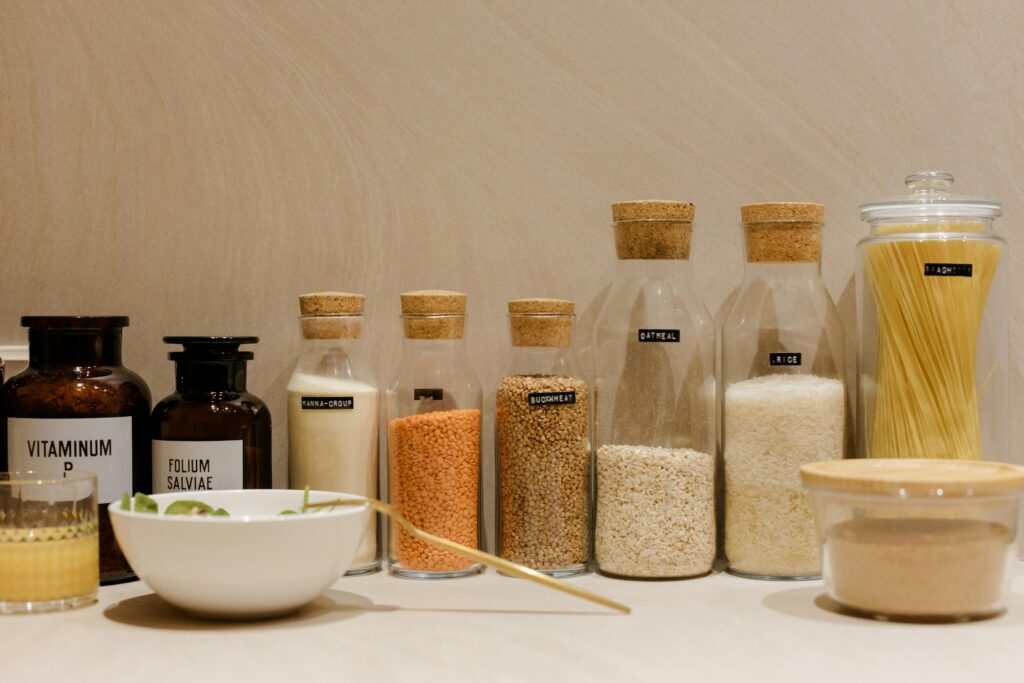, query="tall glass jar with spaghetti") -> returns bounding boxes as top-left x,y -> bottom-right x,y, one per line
857,172 -> 1008,461
721,203 -> 847,580
385,290 -> 483,579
